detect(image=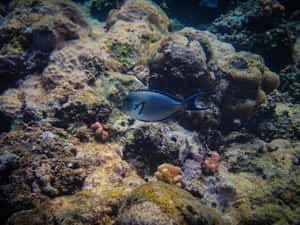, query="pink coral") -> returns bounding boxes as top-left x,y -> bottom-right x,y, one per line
203,152 -> 220,174
91,122 -> 109,141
